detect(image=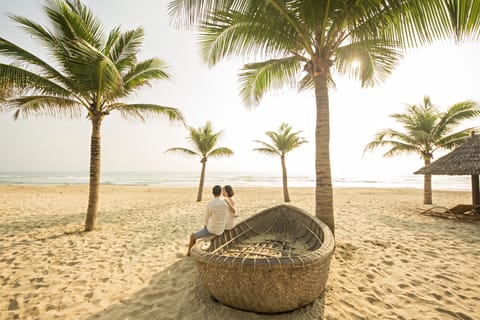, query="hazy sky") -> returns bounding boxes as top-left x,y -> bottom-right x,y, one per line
1,0 -> 480,180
